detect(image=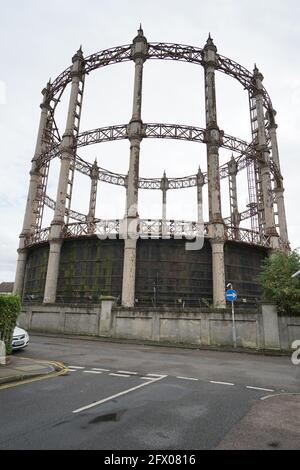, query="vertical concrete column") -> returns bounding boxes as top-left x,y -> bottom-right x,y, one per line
228,155 -> 240,238
197,166 -> 205,225
211,240 -> 226,308
122,27 -> 148,307
253,67 -> 279,250
268,113 -> 289,248
161,171 -> 168,221
13,249 -> 28,298
261,303 -> 280,350
99,297 -> 115,336
87,159 -> 99,226
275,190 -> 289,249
202,34 -> 226,308
13,82 -> 52,296
44,48 -> 85,304
43,240 -> 62,304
